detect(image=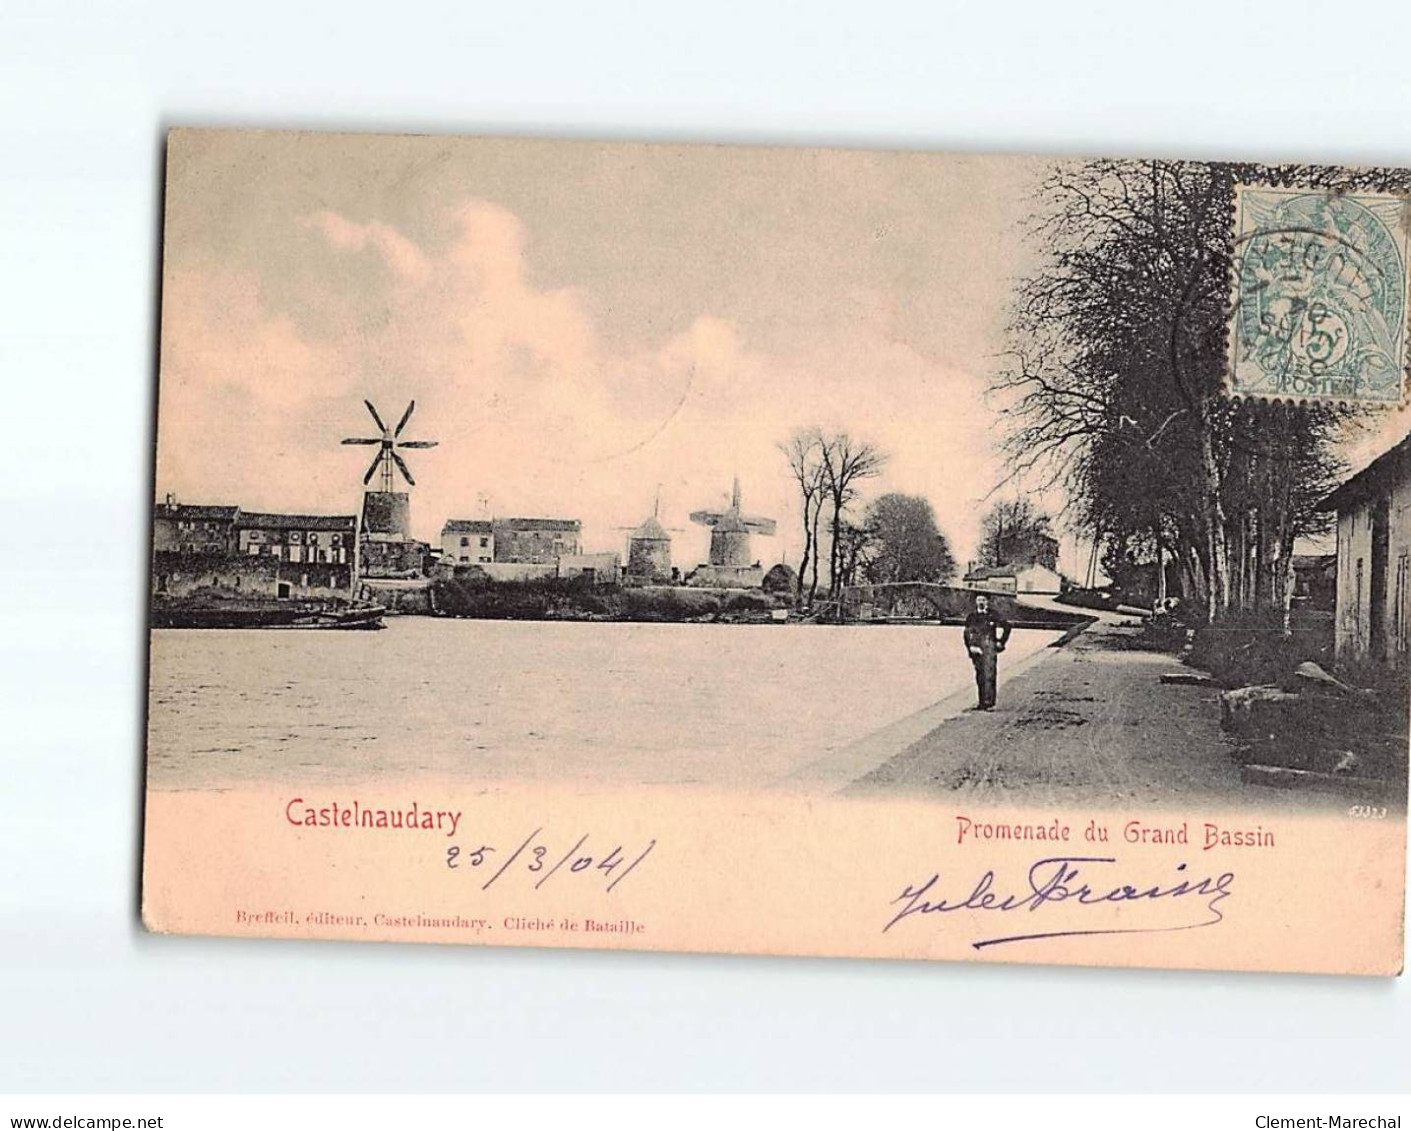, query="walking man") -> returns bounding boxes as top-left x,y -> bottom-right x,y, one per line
963,592 -> 1011,710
